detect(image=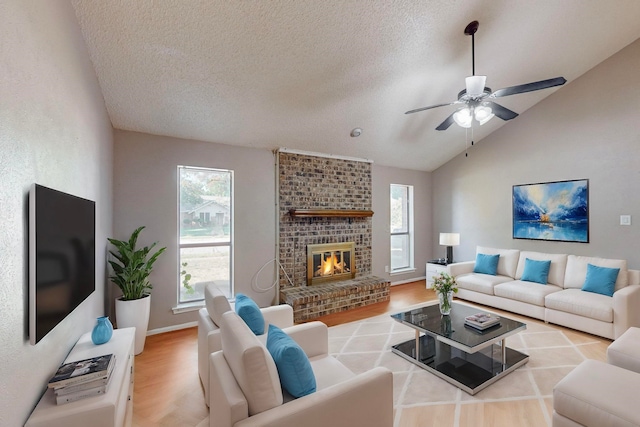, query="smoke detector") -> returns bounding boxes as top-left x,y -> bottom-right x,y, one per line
350,128 -> 362,137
